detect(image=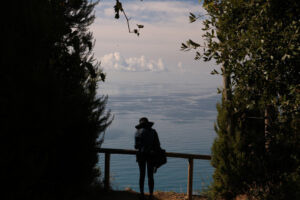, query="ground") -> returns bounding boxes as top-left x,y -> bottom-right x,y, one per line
100,188 -> 207,200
